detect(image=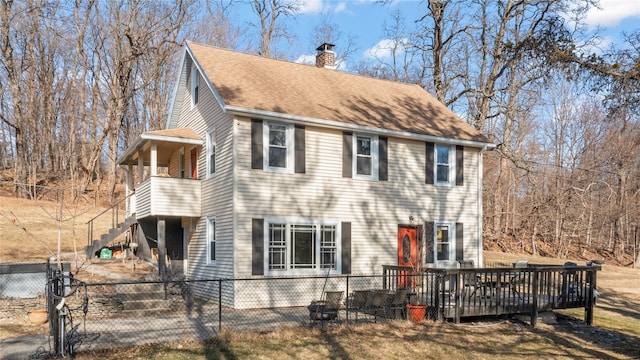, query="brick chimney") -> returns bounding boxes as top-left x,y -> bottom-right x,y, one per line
315,43 -> 336,69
